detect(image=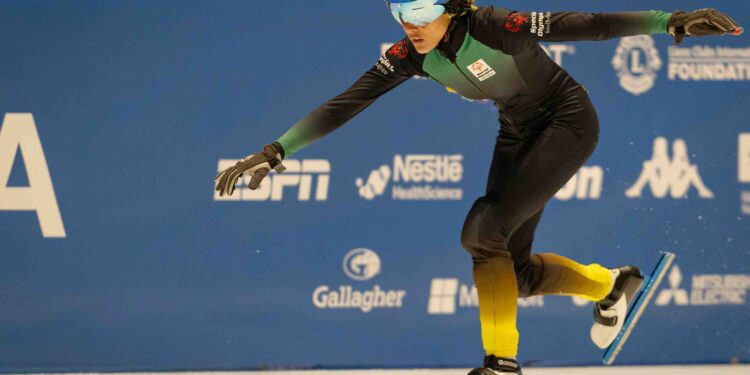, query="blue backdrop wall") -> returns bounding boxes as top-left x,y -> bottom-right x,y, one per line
1,0 -> 749,372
